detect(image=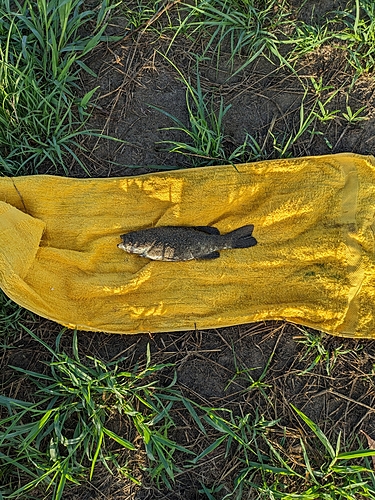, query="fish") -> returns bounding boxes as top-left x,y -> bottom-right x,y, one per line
117,225 -> 257,261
